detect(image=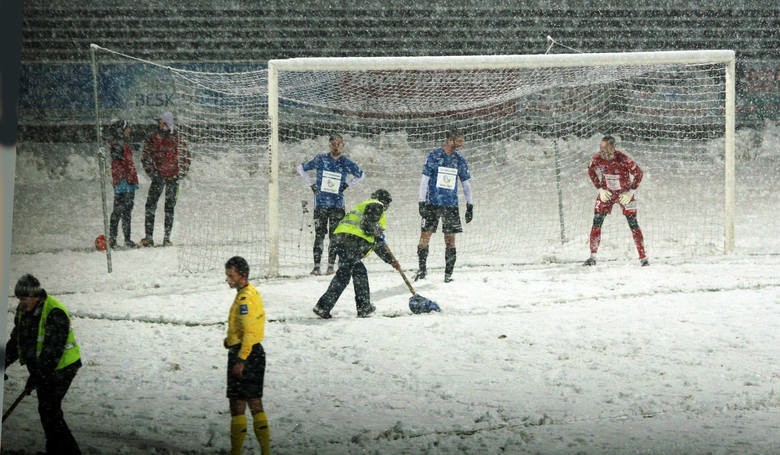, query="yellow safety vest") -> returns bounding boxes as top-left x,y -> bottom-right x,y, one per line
334,198 -> 387,243
17,295 -> 81,370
